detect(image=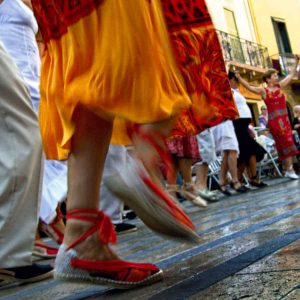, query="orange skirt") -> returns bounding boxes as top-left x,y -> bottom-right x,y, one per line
32,0 -> 191,159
